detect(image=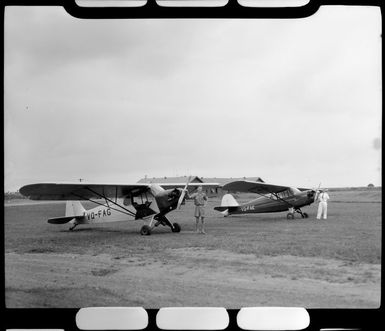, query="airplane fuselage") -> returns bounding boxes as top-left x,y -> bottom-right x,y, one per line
69,186 -> 181,226
226,190 -> 314,215
74,203 -> 138,225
